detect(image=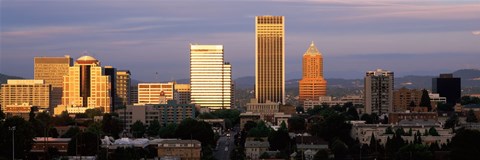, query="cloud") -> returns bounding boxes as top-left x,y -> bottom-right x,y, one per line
473,31 -> 480,36
2,26 -> 88,38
